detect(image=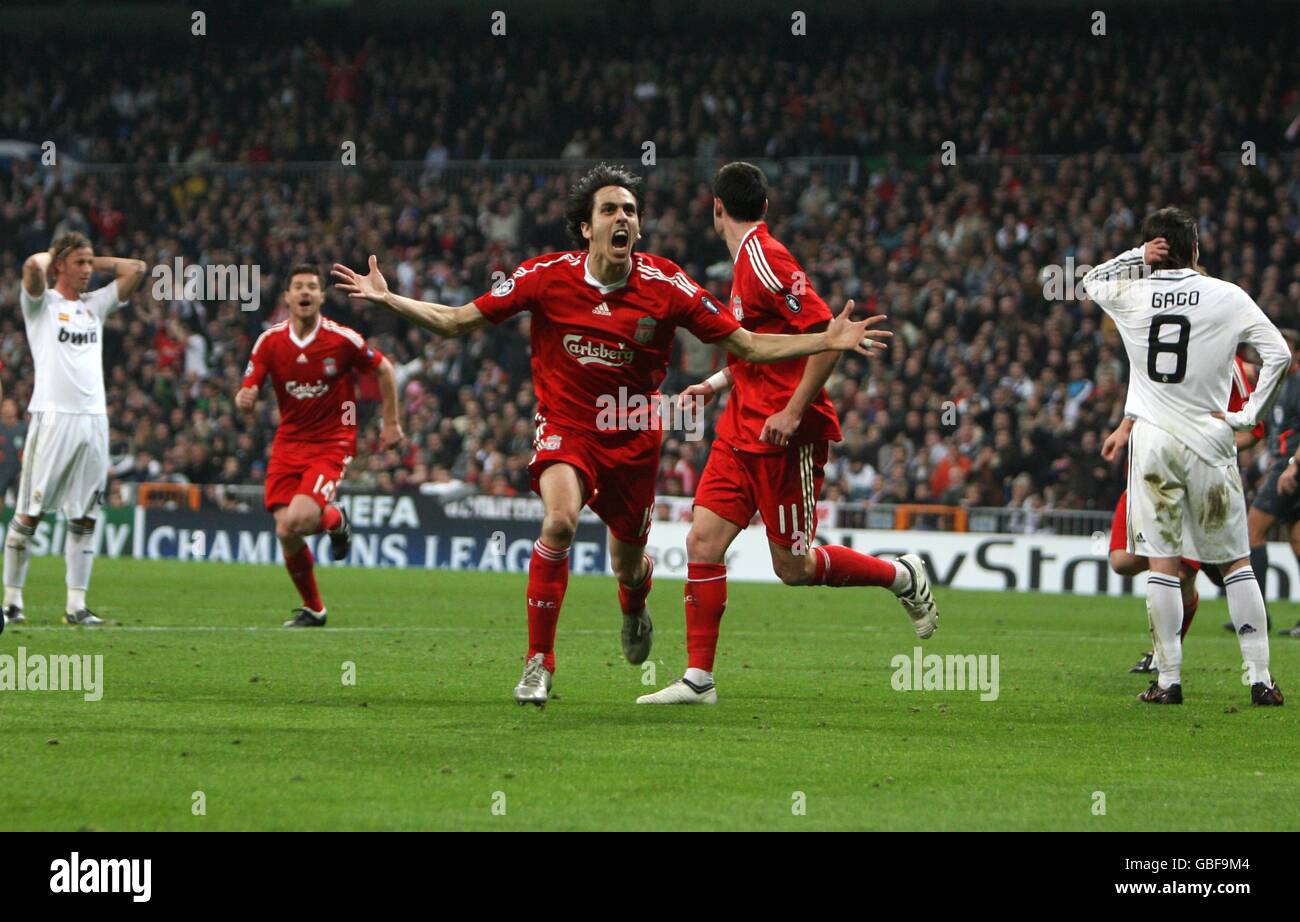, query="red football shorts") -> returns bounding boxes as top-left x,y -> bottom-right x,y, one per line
694,438 -> 828,548
1110,489 -> 1200,572
265,439 -> 353,511
528,419 -> 659,547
